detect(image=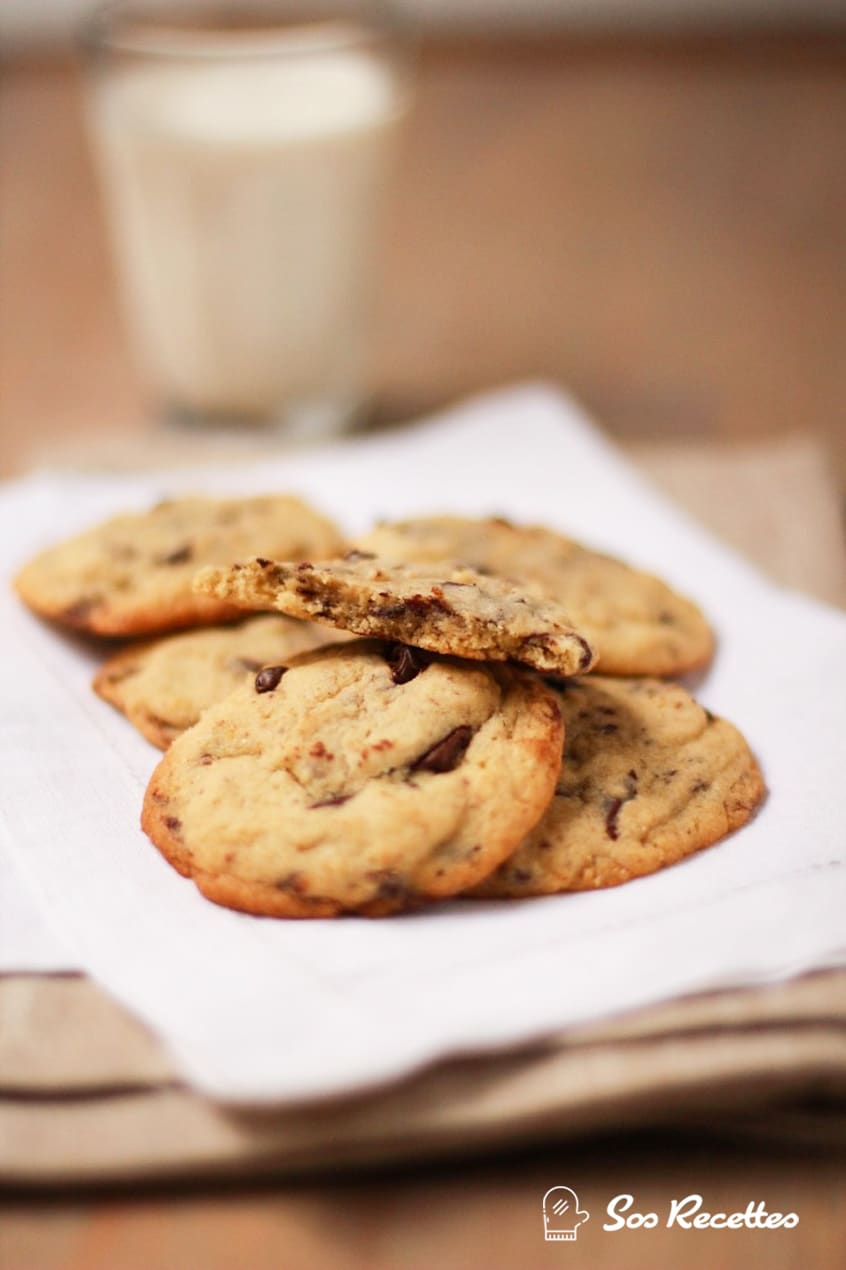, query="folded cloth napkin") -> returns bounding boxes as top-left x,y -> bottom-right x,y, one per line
0,850 -> 72,972
1,385 -> 844,1104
